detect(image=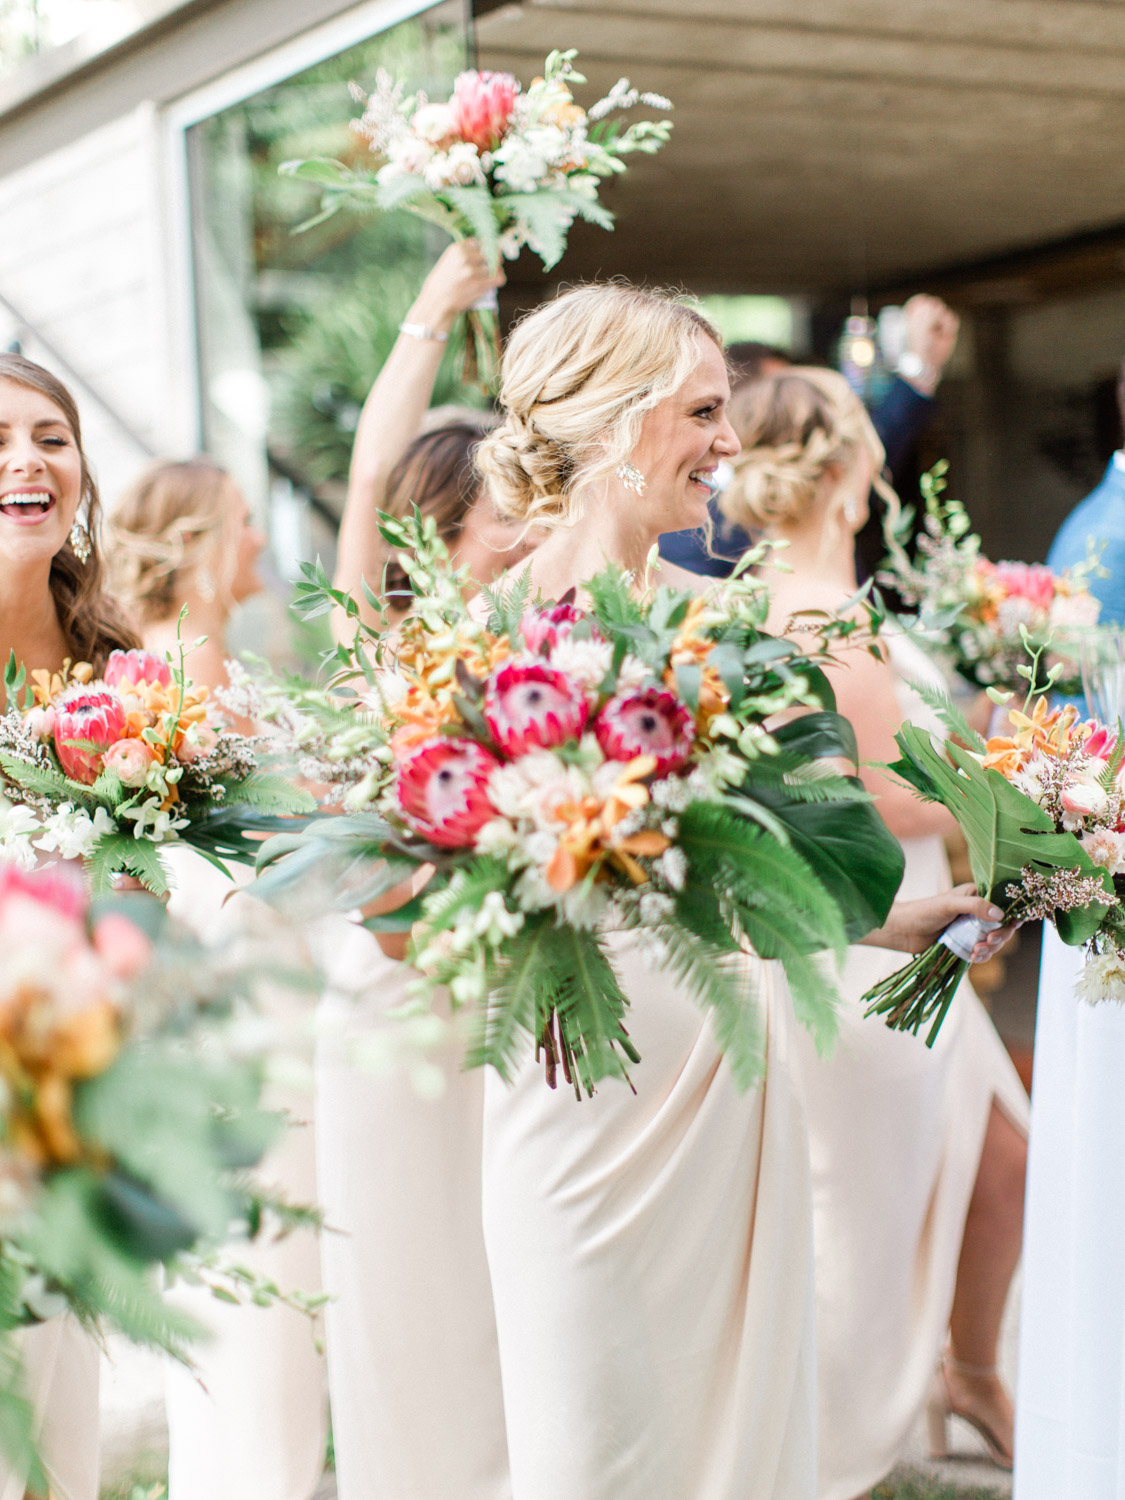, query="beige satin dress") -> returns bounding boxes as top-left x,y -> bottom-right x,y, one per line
799,635 -> 1030,1500
313,927 -> 511,1500
481,931 -> 818,1499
